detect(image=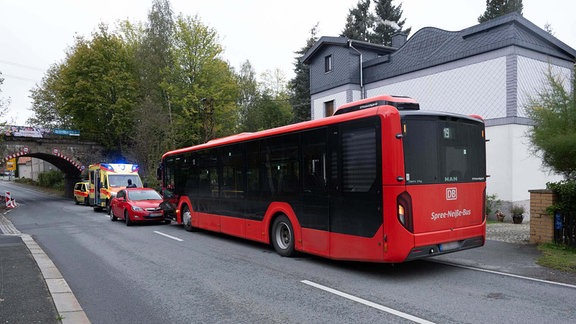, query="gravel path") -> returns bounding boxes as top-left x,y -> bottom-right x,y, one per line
487,222 -> 530,244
